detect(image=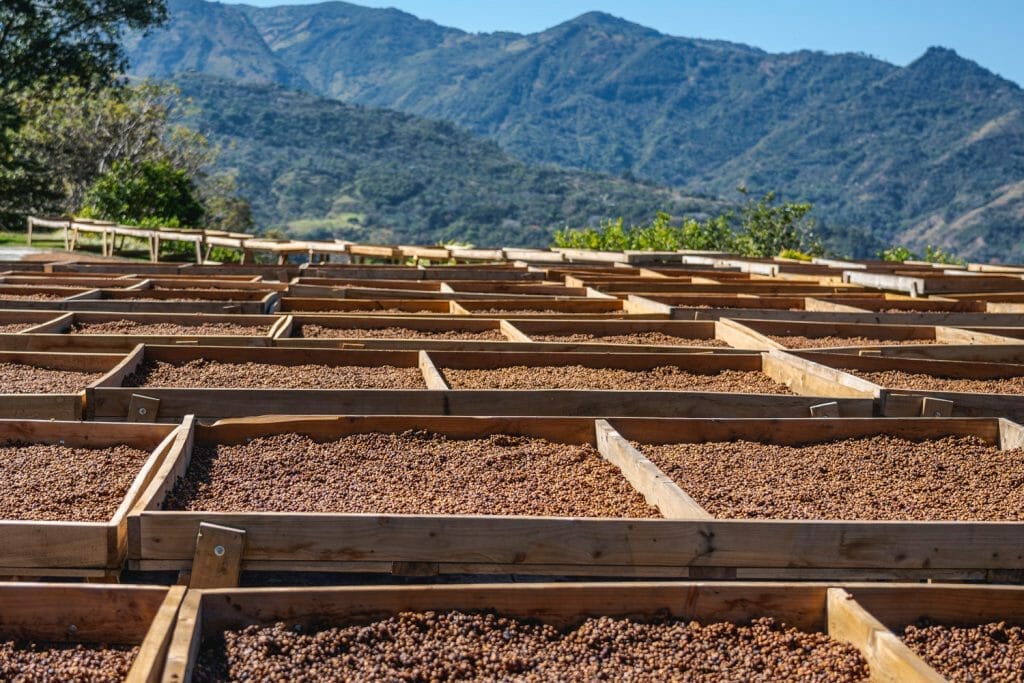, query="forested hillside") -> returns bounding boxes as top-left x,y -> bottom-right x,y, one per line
129,0 -> 1024,259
